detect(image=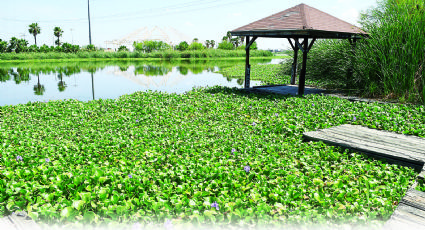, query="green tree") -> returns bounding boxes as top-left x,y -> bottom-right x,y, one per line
54,26 -> 64,46
188,42 -> 205,50
210,40 -> 216,49
176,41 -> 189,51
28,22 -> 41,46
218,40 -> 234,50
34,74 -> 45,95
0,39 -> 7,53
